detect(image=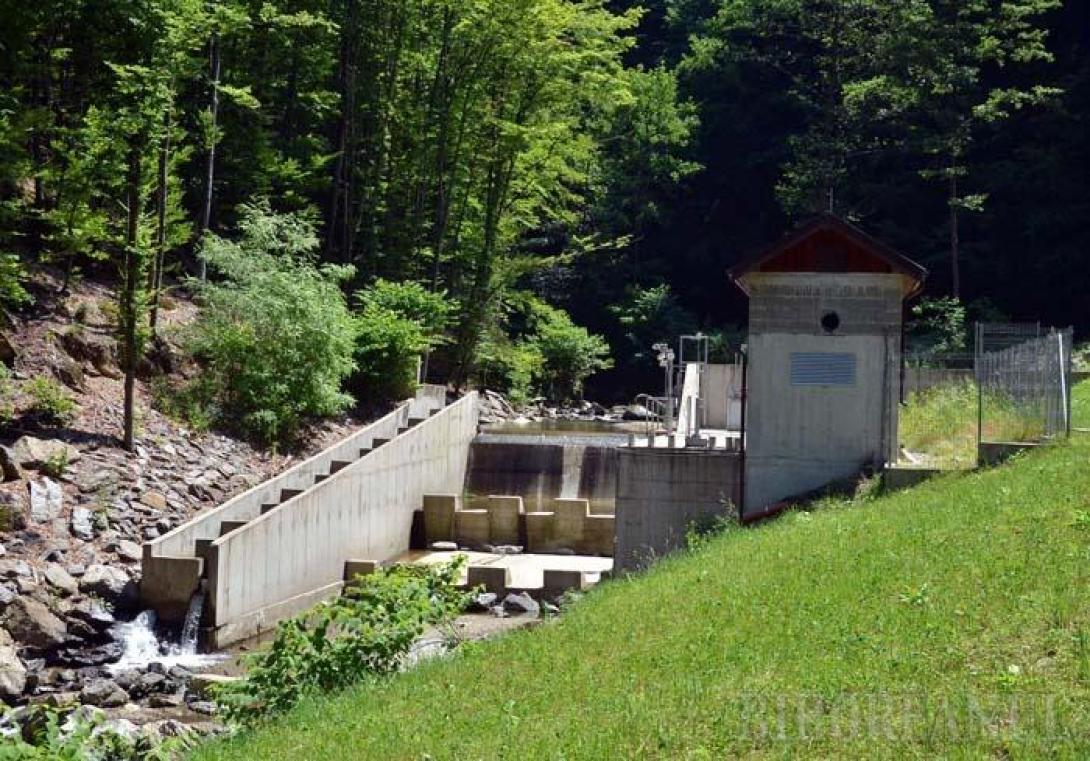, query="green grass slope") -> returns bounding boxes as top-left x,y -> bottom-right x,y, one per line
199,384 -> 1090,760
